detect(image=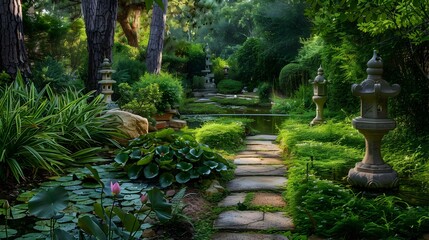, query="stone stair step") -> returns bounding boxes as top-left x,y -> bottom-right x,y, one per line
245,144 -> 280,151
246,135 -> 277,141
212,232 -> 289,240
235,165 -> 286,176
236,151 -> 282,158
234,157 -> 284,165
213,211 -> 294,231
227,176 -> 287,192
246,140 -> 276,145
251,192 -> 286,208
218,193 -> 246,207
